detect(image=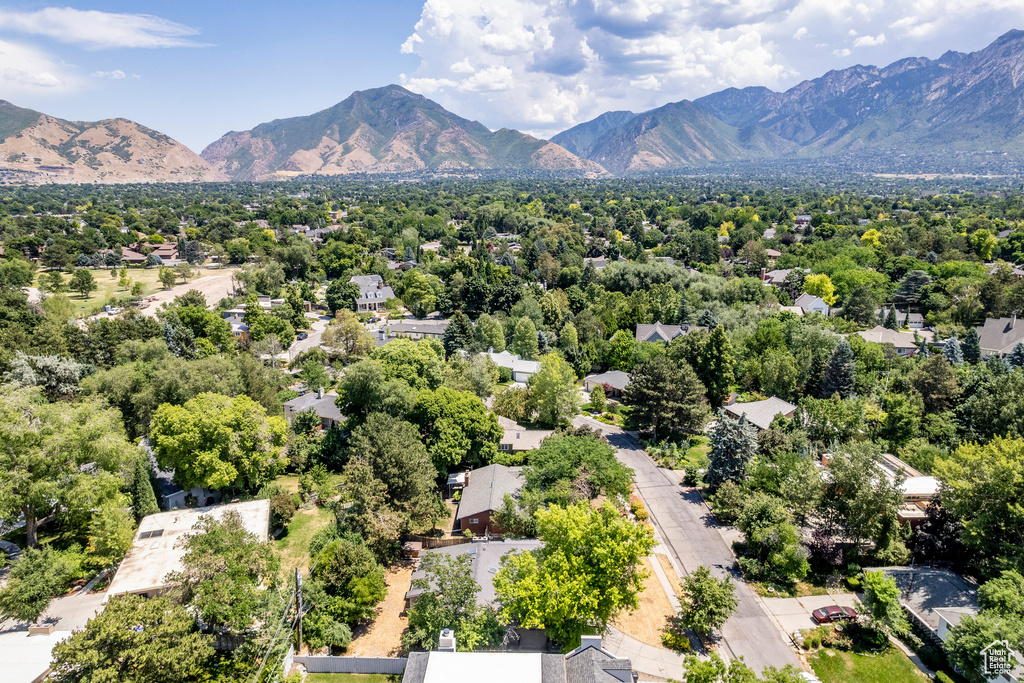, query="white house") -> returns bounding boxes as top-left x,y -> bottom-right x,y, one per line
486,350 -> 541,383
794,292 -> 830,316
351,274 -> 395,312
